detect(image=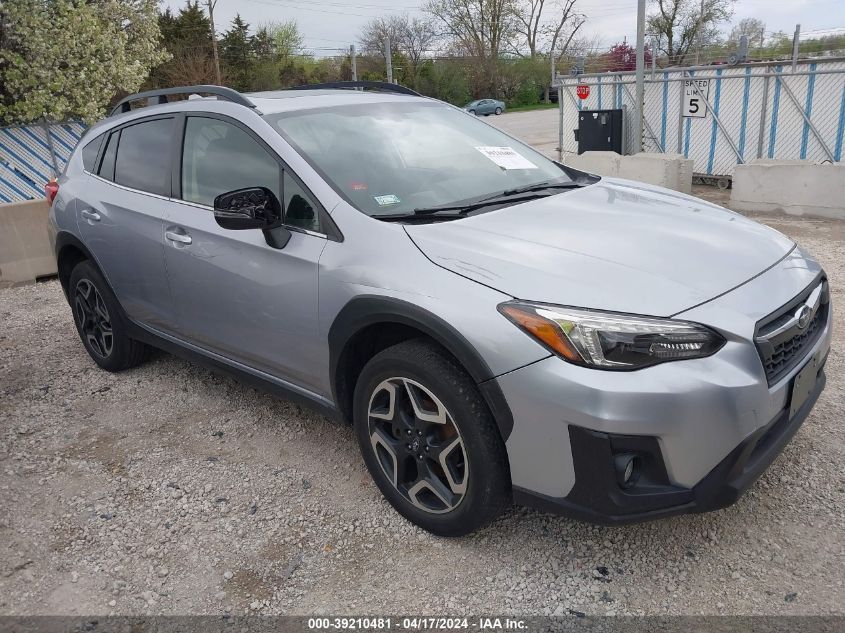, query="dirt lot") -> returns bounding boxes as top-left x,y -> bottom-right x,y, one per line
1,205 -> 844,616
